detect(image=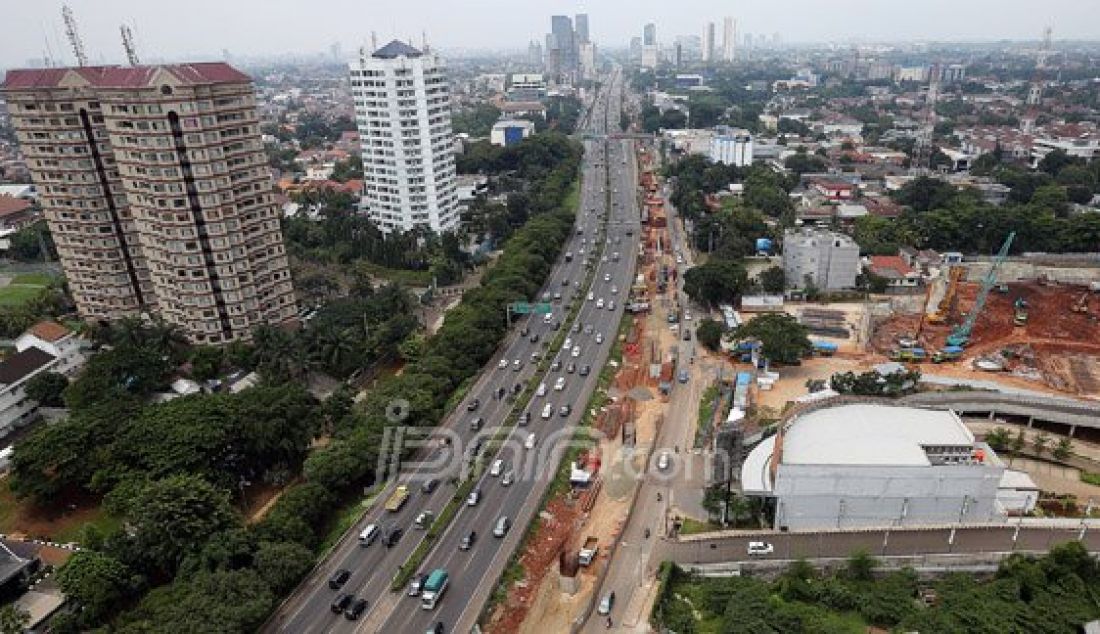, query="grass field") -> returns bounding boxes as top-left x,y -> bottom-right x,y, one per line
0,271 -> 58,307
10,273 -> 56,286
